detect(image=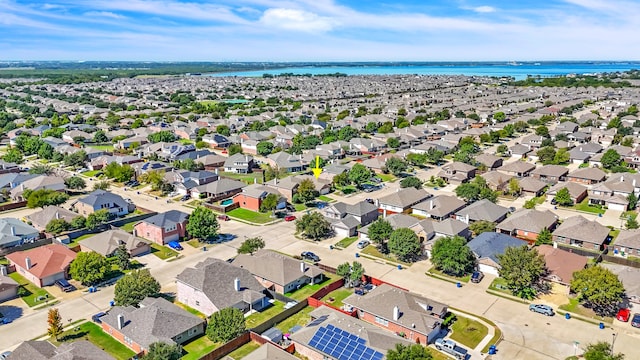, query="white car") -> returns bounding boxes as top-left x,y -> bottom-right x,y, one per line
357,240 -> 370,249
